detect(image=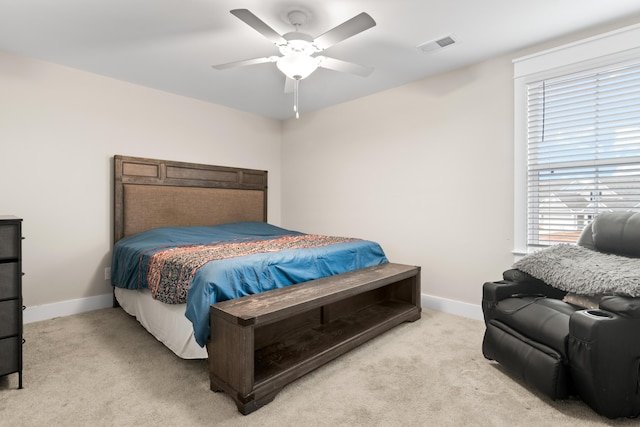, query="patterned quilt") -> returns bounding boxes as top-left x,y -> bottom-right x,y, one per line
147,234 -> 358,304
